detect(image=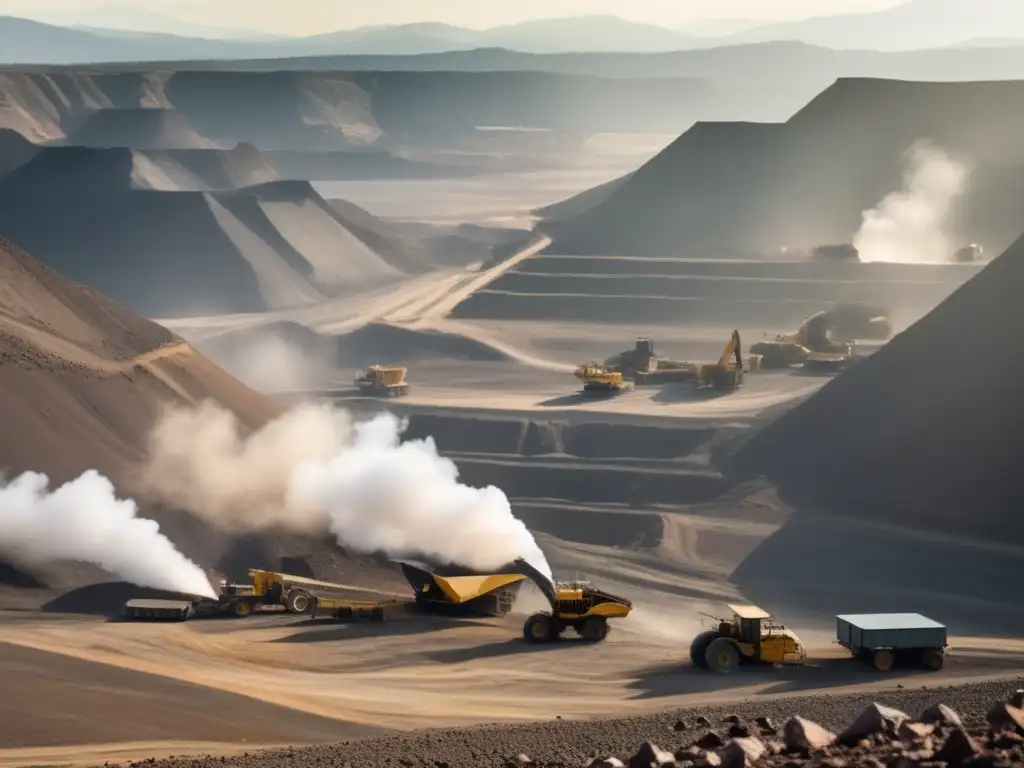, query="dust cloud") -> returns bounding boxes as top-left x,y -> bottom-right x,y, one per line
0,470 -> 215,597
854,140 -> 970,264
139,401 -> 552,579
